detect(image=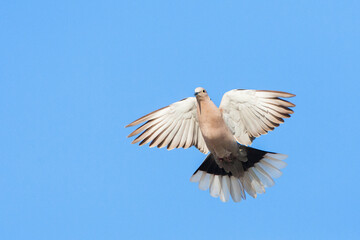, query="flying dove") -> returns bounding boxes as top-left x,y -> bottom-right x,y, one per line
126,87 -> 295,202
